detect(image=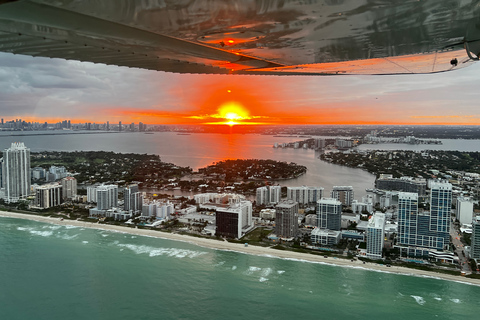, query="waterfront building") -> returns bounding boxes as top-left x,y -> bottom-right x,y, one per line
35,183 -> 62,208
156,201 -> 174,219
315,138 -> 326,149
366,212 -> 386,259
61,176 -> 77,199
375,176 -> 426,195
311,228 -> 341,246
142,202 -> 157,217
471,216 -> 480,260
256,186 -> 282,206
331,186 -> 354,206
194,193 -> 245,205
316,198 -> 342,231
96,185 -> 118,210
87,185 -> 98,203
216,200 -> 253,239
335,139 -> 353,149
124,184 -> 143,215
397,182 -> 452,258
456,197 -> 474,225
287,186 -> 324,205
2,142 -> 31,203
275,200 -> 299,239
